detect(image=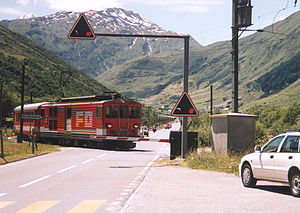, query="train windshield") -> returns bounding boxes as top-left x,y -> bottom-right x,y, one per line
105,105 -> 118,118
129,106 -> 140,119
120,106 -> 128,118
